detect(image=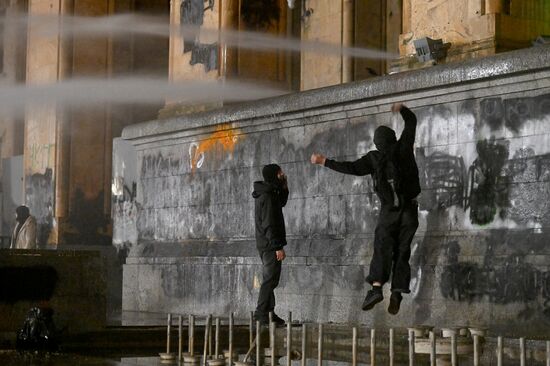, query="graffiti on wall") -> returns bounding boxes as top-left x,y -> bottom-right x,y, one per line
415,93 -> 550,227
141,153 -> 184,178
28,143 -> 55,172
123,90 -> 550,326
189,125 -> 239,171
441,239 -> 550,320
416,140 -> 550,227
140,125 -> 240,177
25,168 -> 54,247
479,95 -> 550,134
467,139 -> 511,225
112,139 -> 139,248
180,0 -> 218,72
409,92 -> 550,323
416,149 -> 466,210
